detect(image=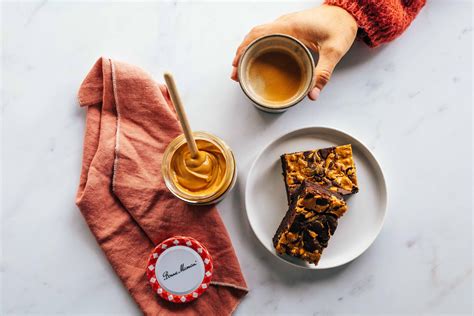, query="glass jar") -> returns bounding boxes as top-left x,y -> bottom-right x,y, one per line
162,131 -> 236,205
